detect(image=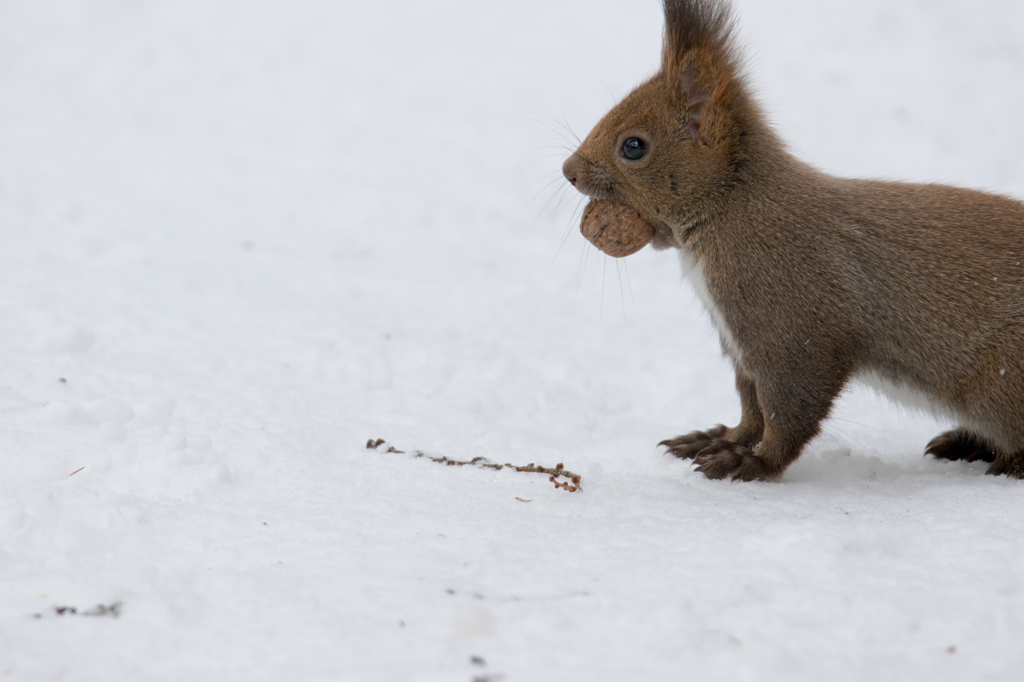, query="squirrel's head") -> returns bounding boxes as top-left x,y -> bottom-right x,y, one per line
562,0 -> 754,248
